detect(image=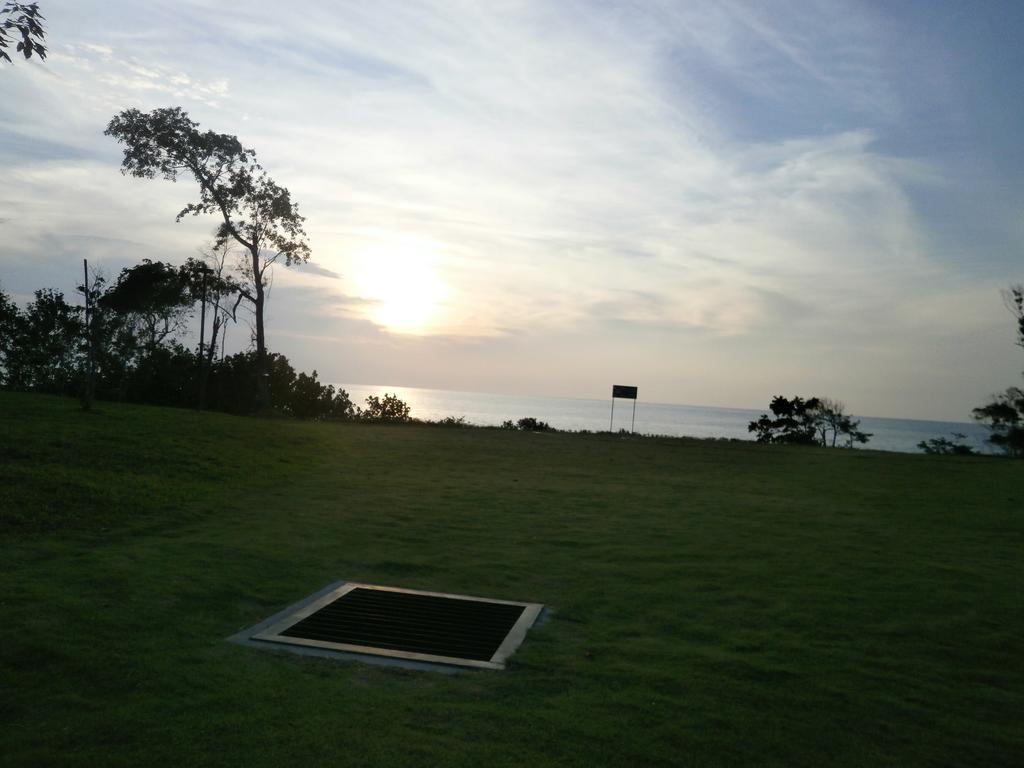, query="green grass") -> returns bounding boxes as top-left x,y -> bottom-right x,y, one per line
1,391 -> 1021,767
